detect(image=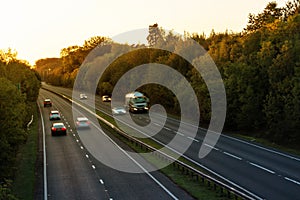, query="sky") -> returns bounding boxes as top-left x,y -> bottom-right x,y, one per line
1,0 -> 288,65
